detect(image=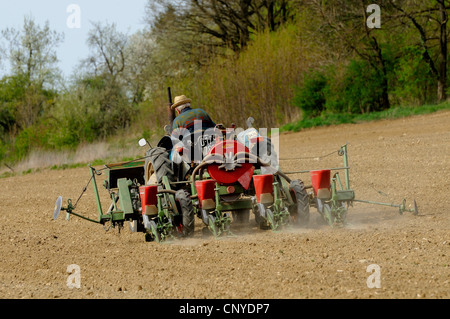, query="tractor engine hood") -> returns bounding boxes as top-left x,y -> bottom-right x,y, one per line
206,140 -> 255,190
